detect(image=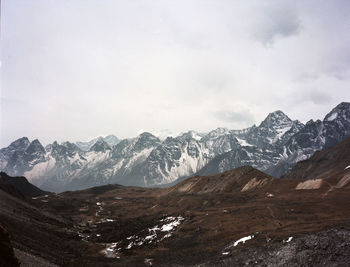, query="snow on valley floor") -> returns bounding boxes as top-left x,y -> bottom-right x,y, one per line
283,236 -> 293,243
32,194 -> 49,200
101,216 -> 184,258
233,234 -> 255,247
222,234 -> 256,255
221,233 -> 294,256
103,242 -> 121,258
